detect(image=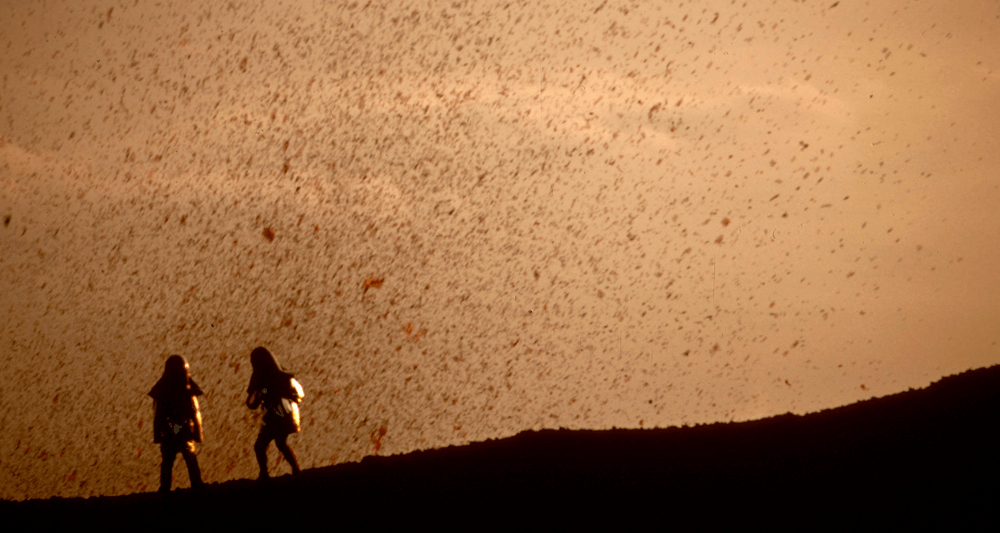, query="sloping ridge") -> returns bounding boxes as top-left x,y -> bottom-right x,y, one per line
6,365 -> 1000,525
